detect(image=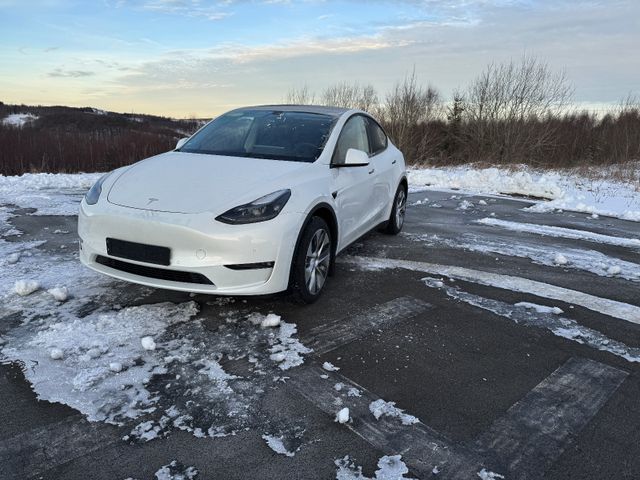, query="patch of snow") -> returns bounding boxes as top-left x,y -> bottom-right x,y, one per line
262,434 -> 296,457
478,199 -> 488,205
477,217 -> 640,249
408,165 -> 640,222
457,200 -> 474,211
154,460 -> 198,480
405,232 -> 640,282
48,286 -> 69,302
336,407 -> 350,424
14,279 -> 40,296
335,455 -> 416,480
260,313 -> 281,328
268,320 -> 312,370
50,348 -> 64,360
2,113 -> 38,127
6,252 -> 21,264
323,361 -> 340,371
141,336 -> 157,351
554,253 -> 568,265
423,278 -> 640,363
477,469 -> 505,480
515,302 -> 563,315
369,399 -> 419,425
0,172 -> 103,216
